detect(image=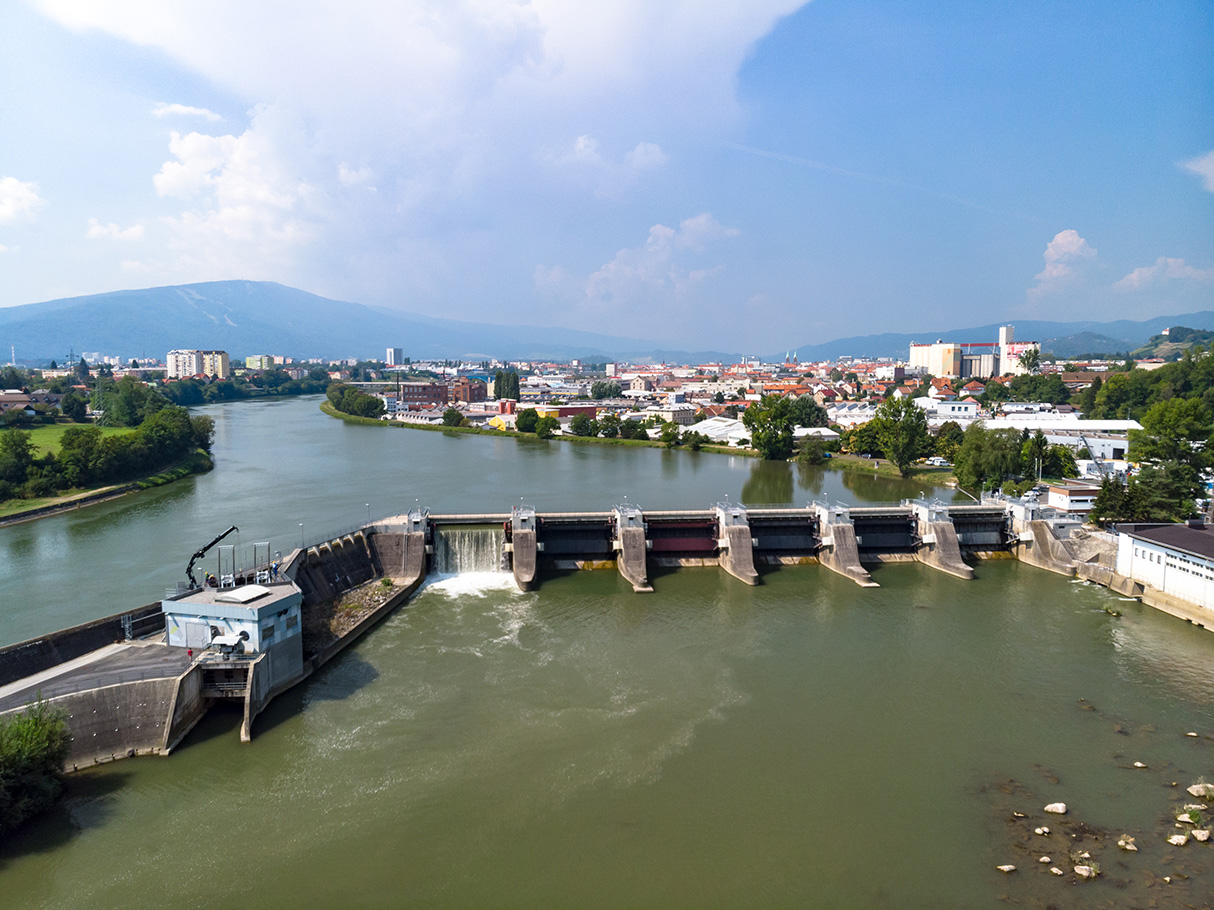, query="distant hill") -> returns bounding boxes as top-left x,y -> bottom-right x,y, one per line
0,281 -> 735,363
1130,326 -> 1214,360
786,313 -> 1214,362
